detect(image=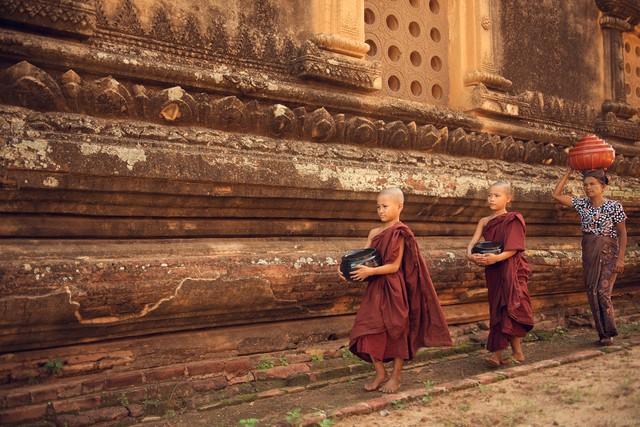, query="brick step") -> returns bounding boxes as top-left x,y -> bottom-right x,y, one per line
0,337 -> 483,425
